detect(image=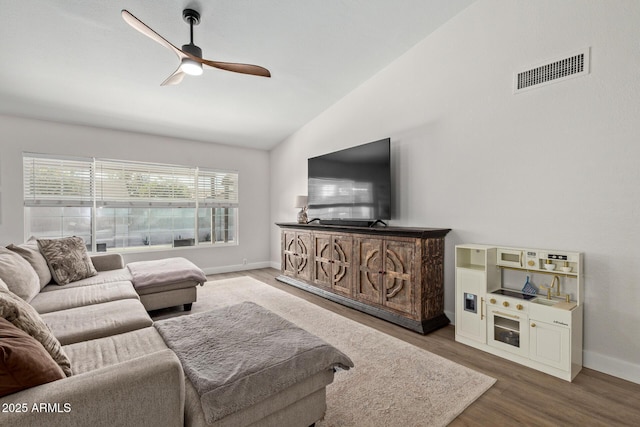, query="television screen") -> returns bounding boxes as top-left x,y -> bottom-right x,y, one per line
307,138 -> 391,223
